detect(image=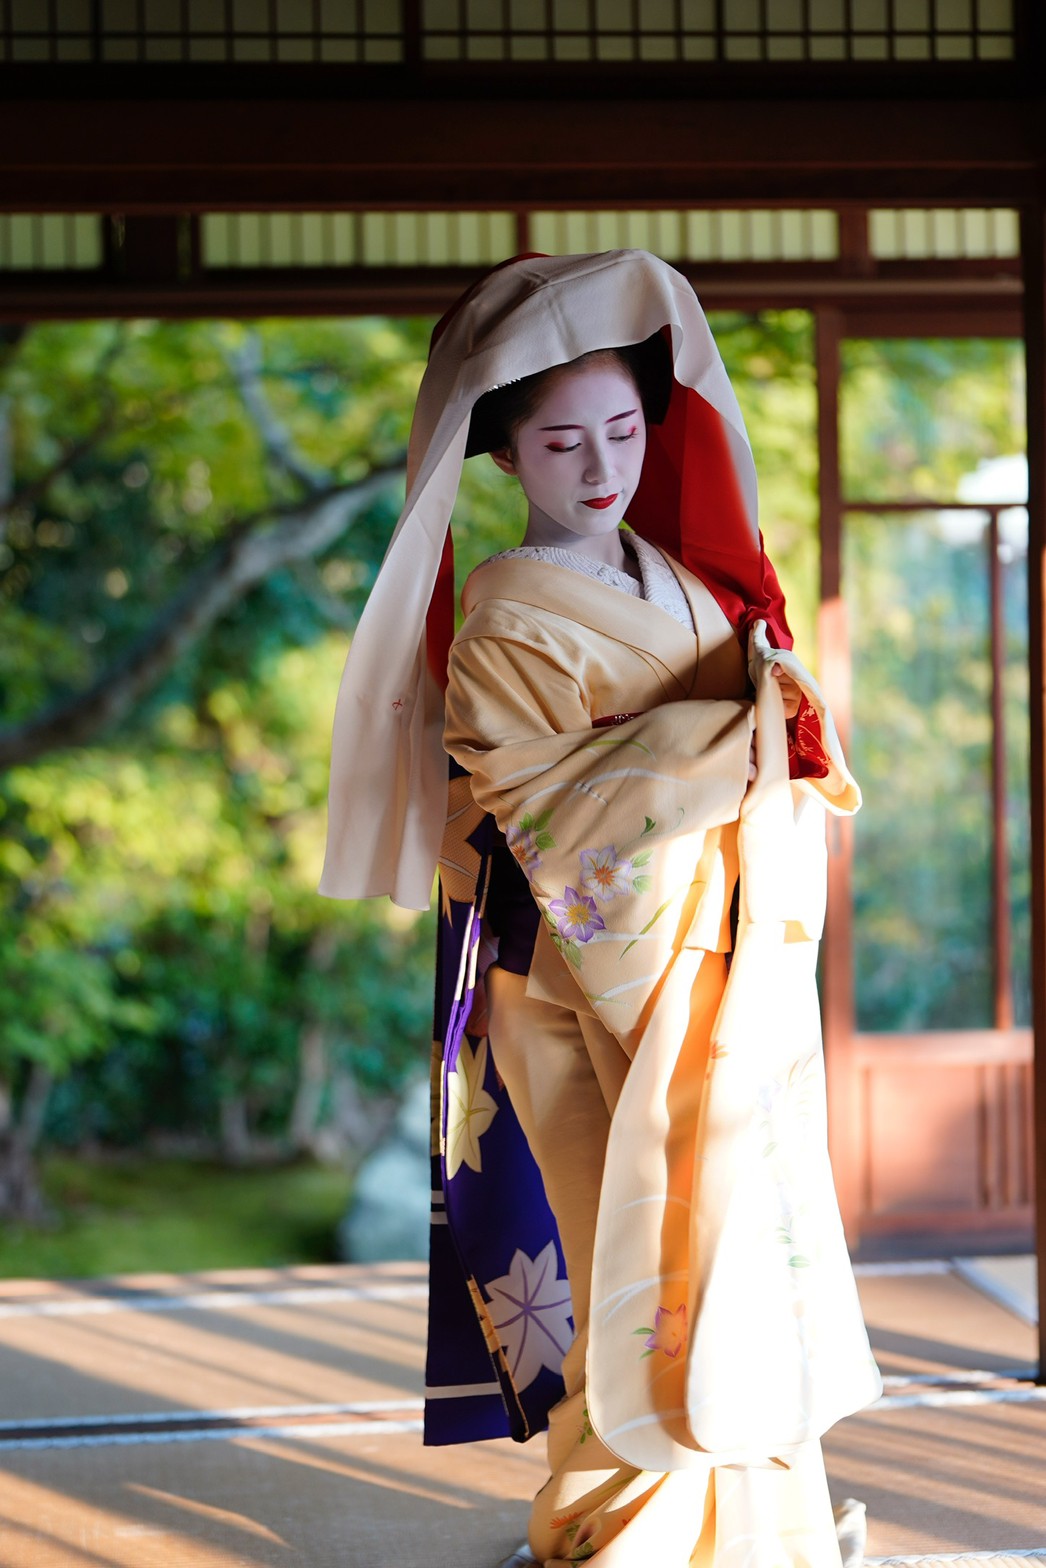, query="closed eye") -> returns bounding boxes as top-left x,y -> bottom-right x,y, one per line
547,424 -> 637,453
